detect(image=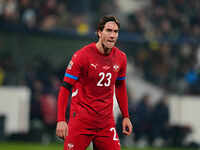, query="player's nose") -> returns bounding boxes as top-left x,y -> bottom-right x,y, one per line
110,31 -> 116,36
110,33 -> 117,39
